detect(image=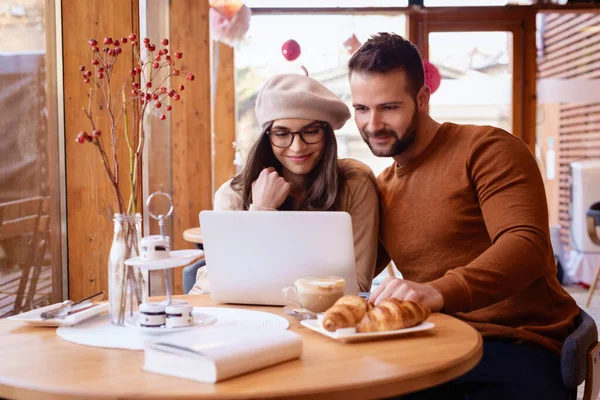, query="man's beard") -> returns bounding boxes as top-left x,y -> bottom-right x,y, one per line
361,109 -> 418,158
